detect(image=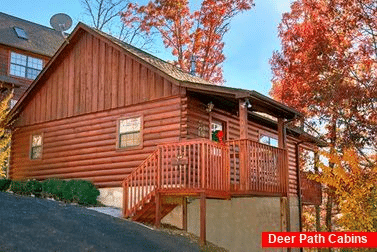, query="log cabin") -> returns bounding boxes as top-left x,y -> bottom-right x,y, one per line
0,12 -> 63,103
8,22 -> 324,251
